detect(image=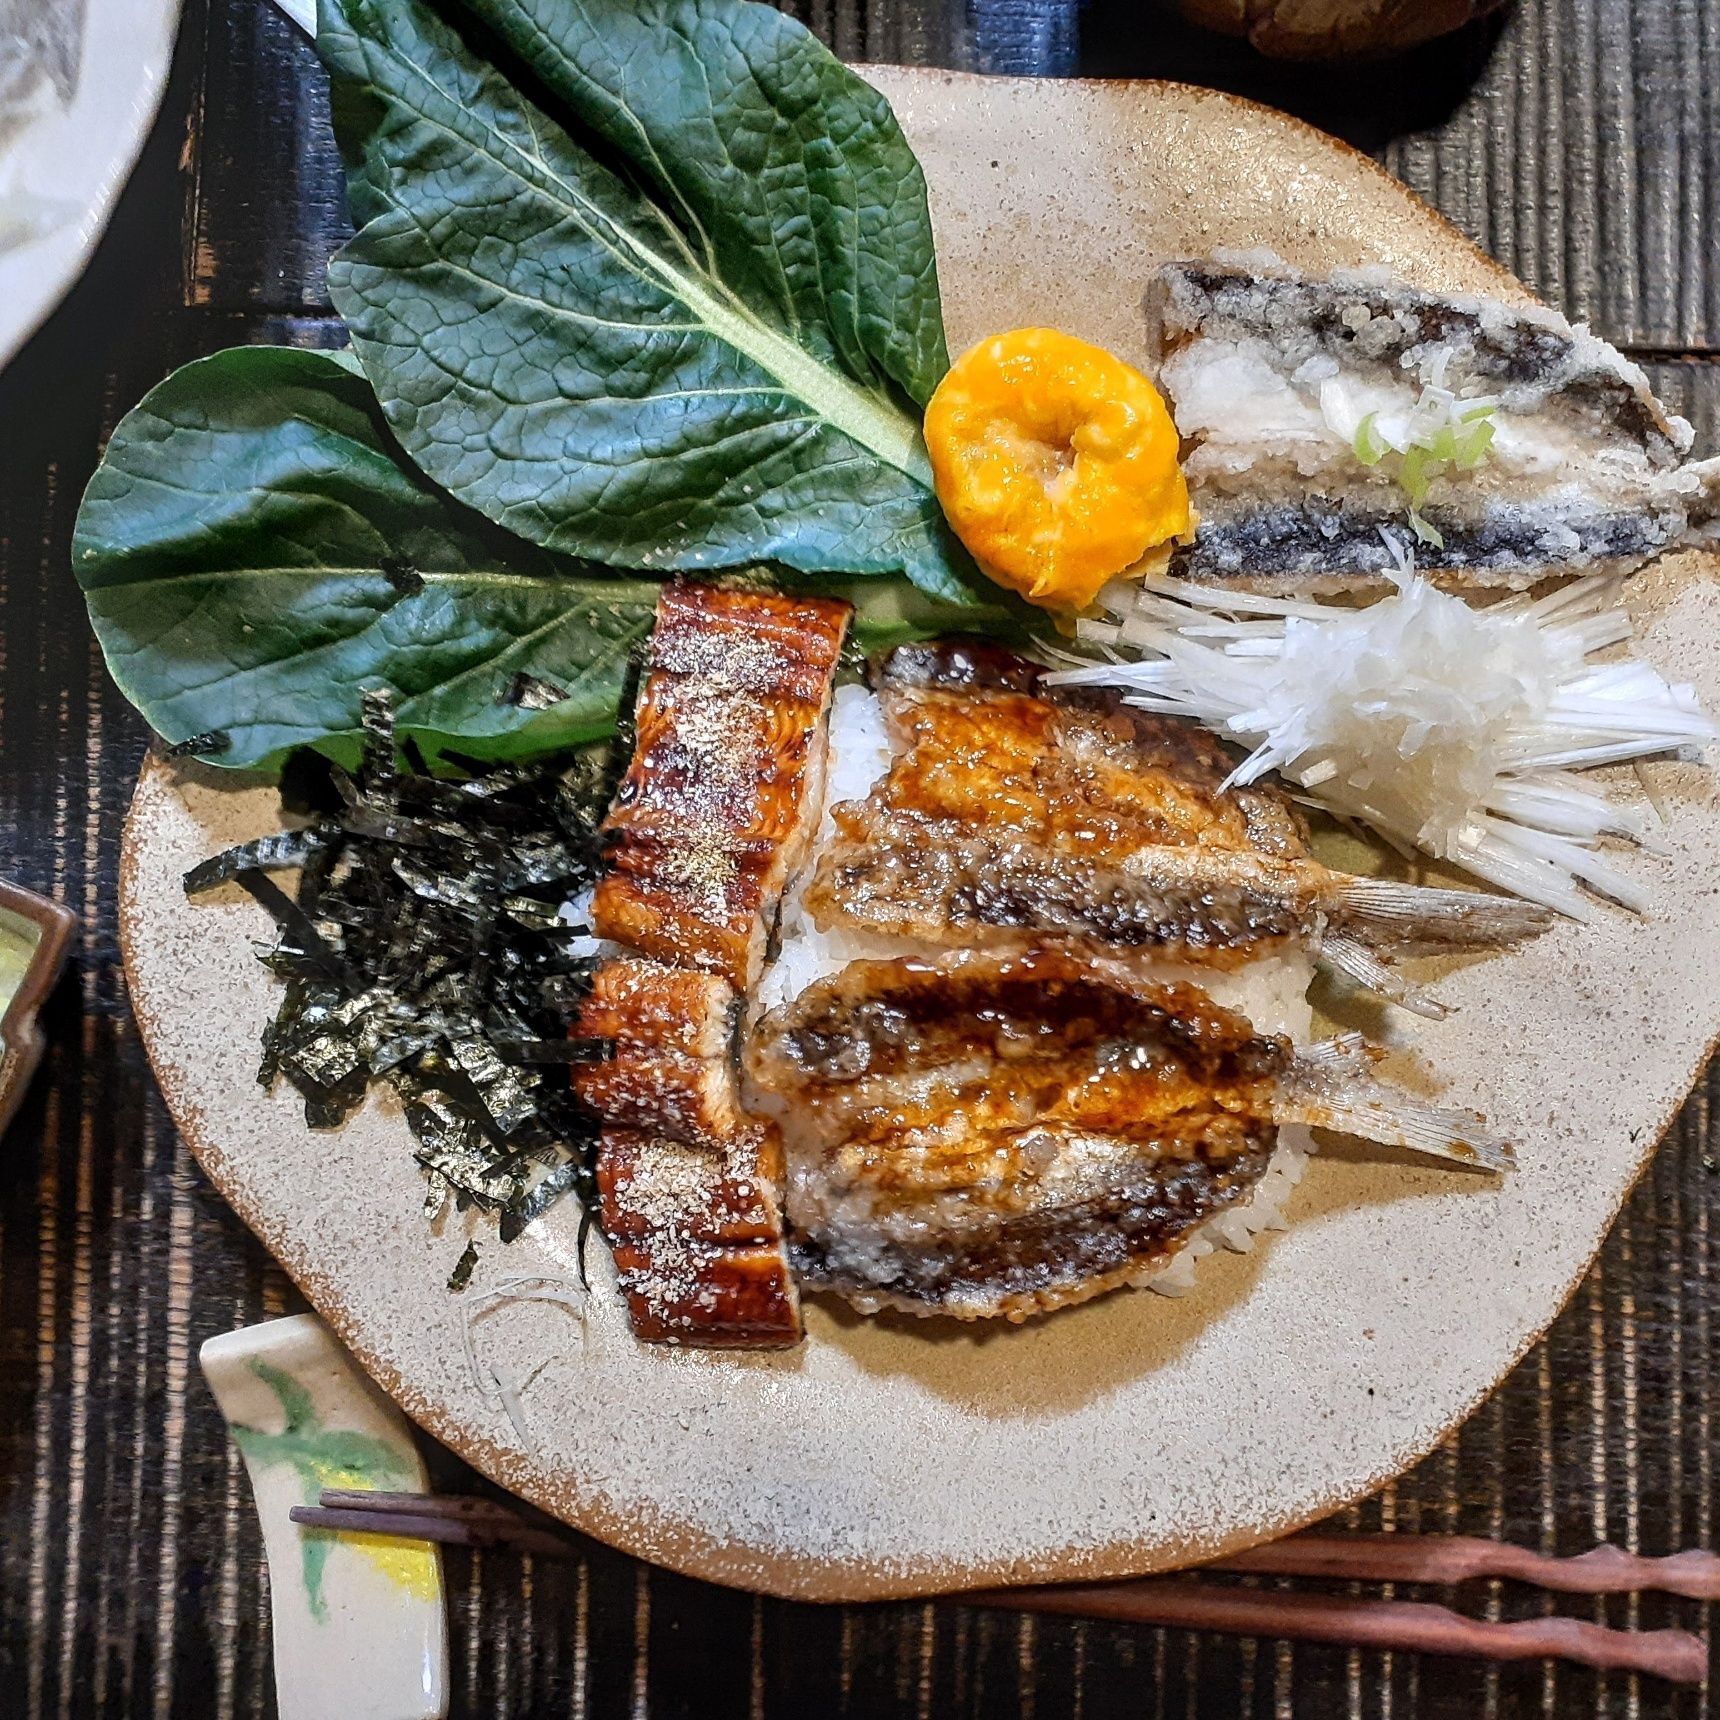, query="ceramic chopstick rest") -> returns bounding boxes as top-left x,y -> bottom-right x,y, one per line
200,1314 -> 449,1720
